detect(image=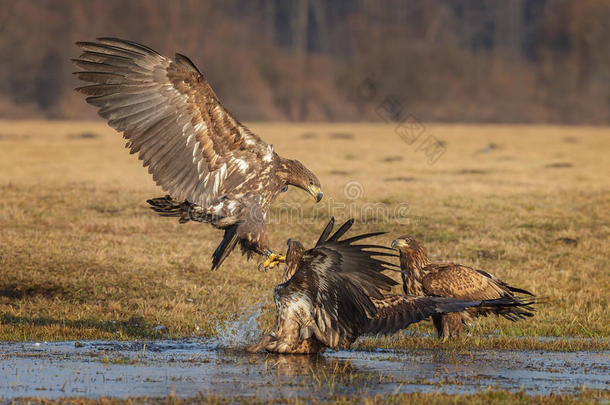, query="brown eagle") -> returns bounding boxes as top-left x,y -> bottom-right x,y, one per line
391,236 -> 536,339
248,219 -> 532,354
73,38 -> 322,270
